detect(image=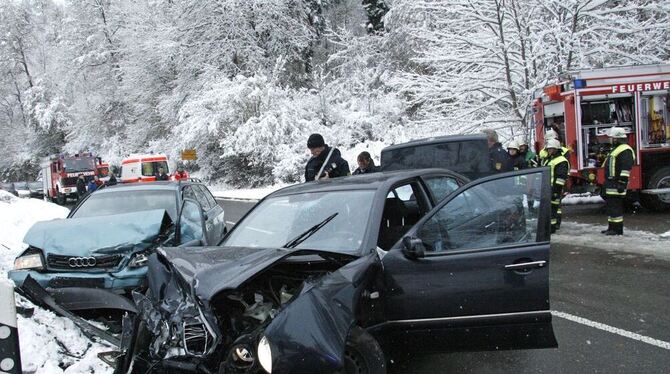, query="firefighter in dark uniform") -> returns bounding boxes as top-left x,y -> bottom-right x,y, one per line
484,129 -> 511,173
304,134 -> 350,182
601,127 -> 635,236
506,140 -> 527,170
543,139 -> 569,233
